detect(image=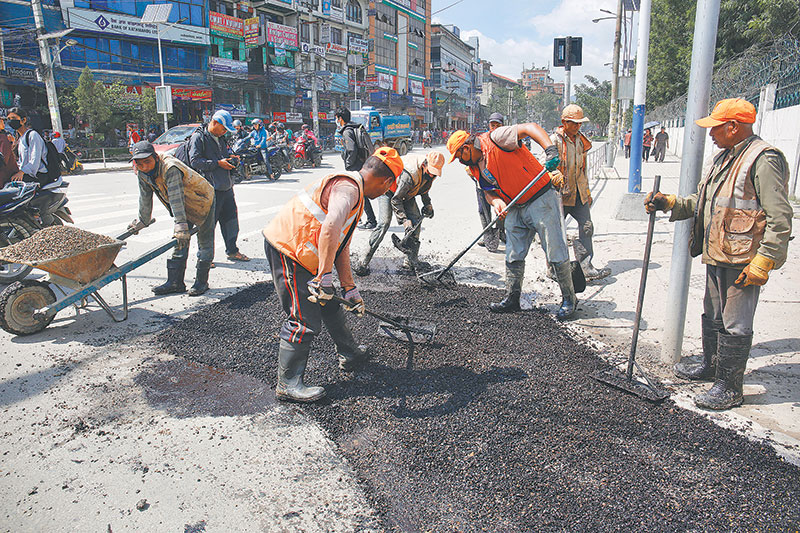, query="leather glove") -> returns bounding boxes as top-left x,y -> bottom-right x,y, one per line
307,271 -> 335,305
544,145 -> 560,172
644,192 -> 676,213
421,204 -> 434,218
342,286 -> 365,317
735,254 -> 774,288
403,219 -> 415,232
173,223 -> 190,250
549,170 -> 565,189
127,218 -> 147,235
